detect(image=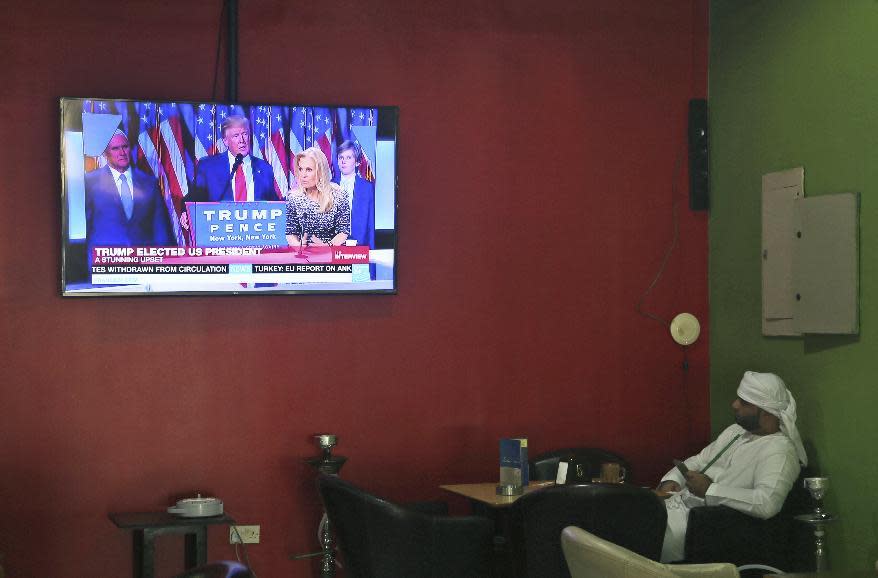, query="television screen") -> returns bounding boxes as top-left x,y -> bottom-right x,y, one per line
60,97 -> 398,296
